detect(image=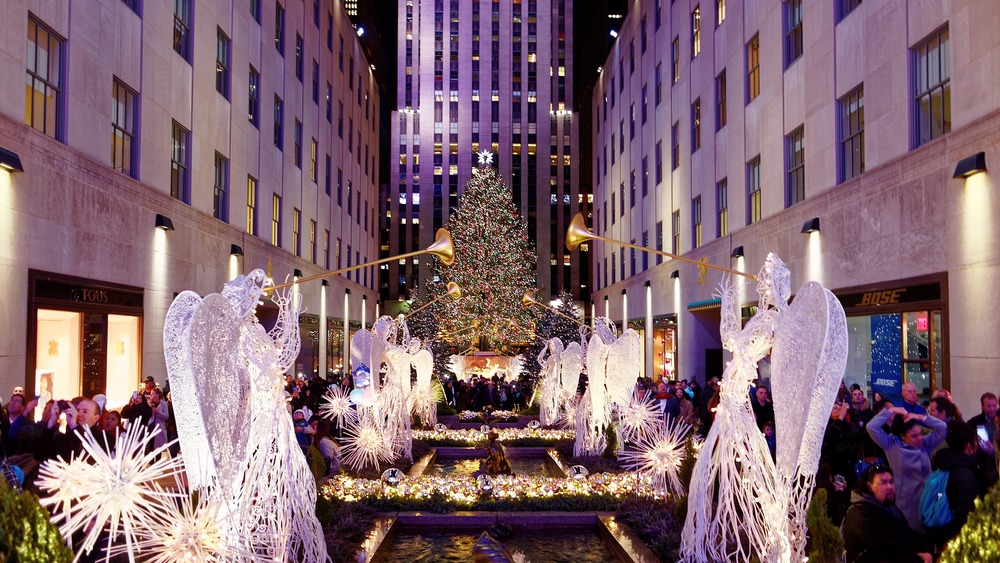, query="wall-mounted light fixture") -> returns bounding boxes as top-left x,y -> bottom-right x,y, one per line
0,147 -> 24,173
230,244 -> 244,256
644,280 -> 651,288
293,269 -> 303,279
609,30 -> 619,38
801,217 -> 821,234
731,246 -> 744,258
321,279 -> 329,287
953,151 -> 987,179
155,213 -> 175,231
670,270 -> 680,279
